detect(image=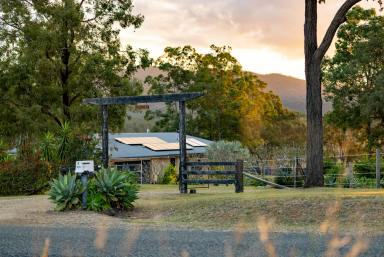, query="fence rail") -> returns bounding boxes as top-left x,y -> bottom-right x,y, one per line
186,160 -> 244,193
